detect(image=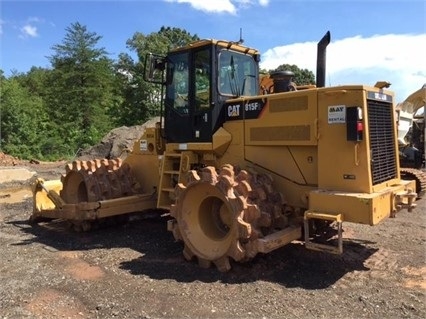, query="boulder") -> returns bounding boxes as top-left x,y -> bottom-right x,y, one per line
77,117 -> 160,160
